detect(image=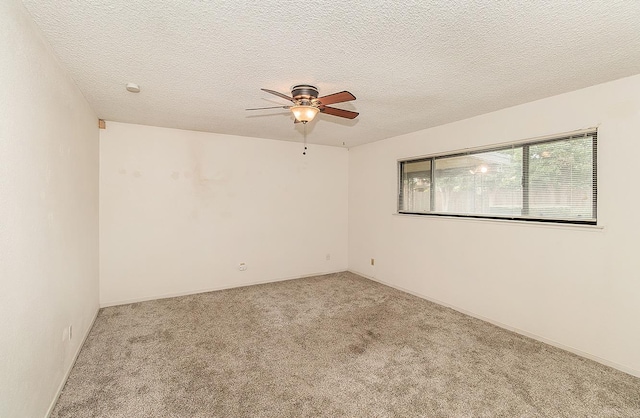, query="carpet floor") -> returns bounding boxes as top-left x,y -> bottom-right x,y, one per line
51,271 -> 640,417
